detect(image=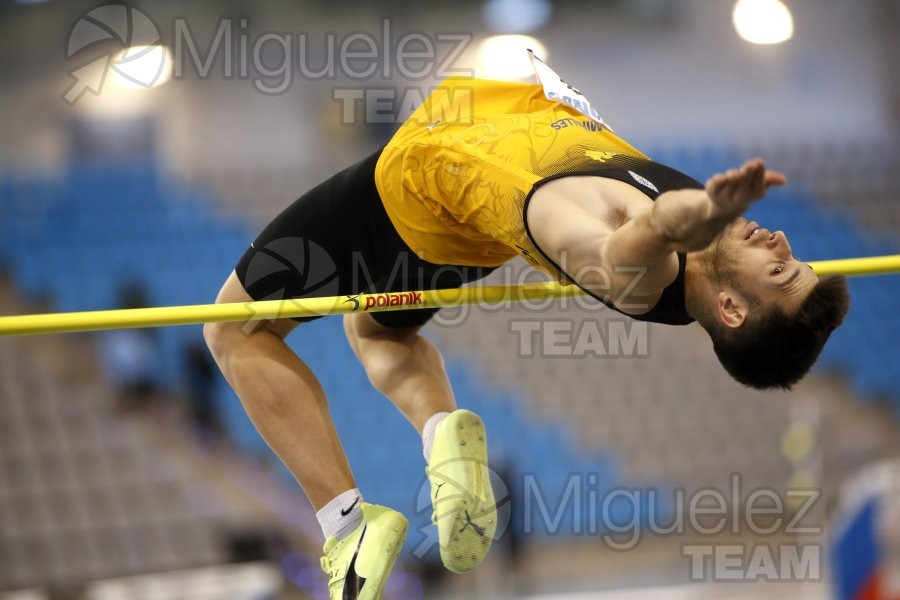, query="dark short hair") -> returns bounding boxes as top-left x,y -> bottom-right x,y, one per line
705,275 -> 850,390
